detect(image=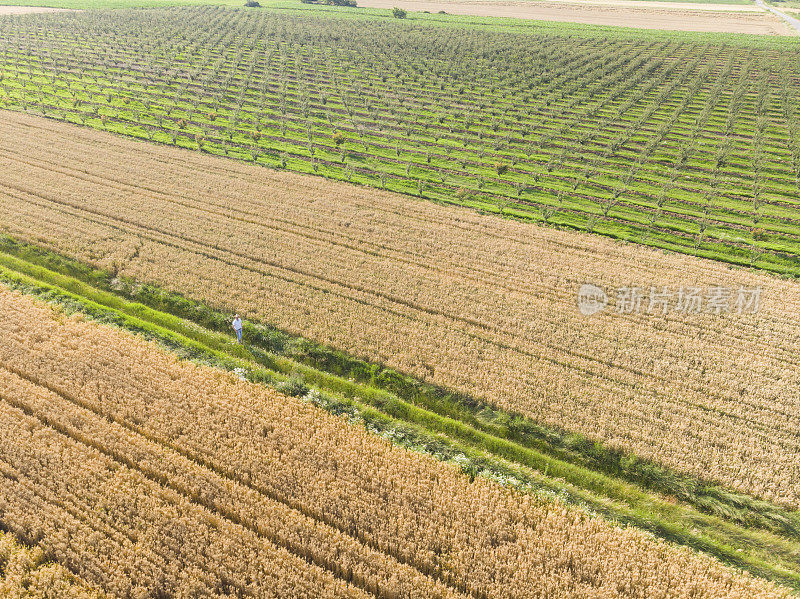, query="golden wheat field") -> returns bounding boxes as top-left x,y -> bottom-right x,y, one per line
0,284 -> 790,599
2,110 -> 800,508
0,531 -> 104,598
